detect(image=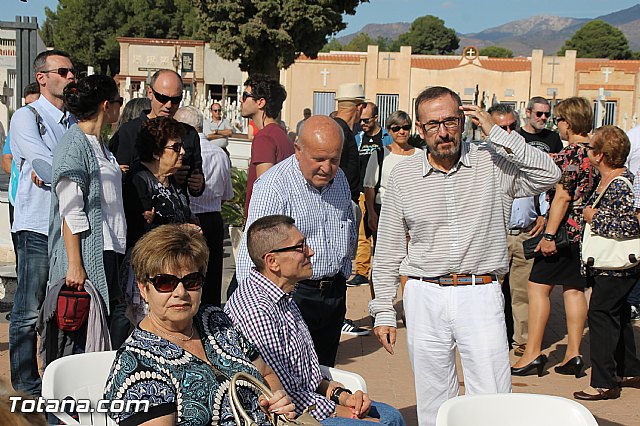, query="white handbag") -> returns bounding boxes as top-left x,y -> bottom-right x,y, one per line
581,175 -> 640,270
